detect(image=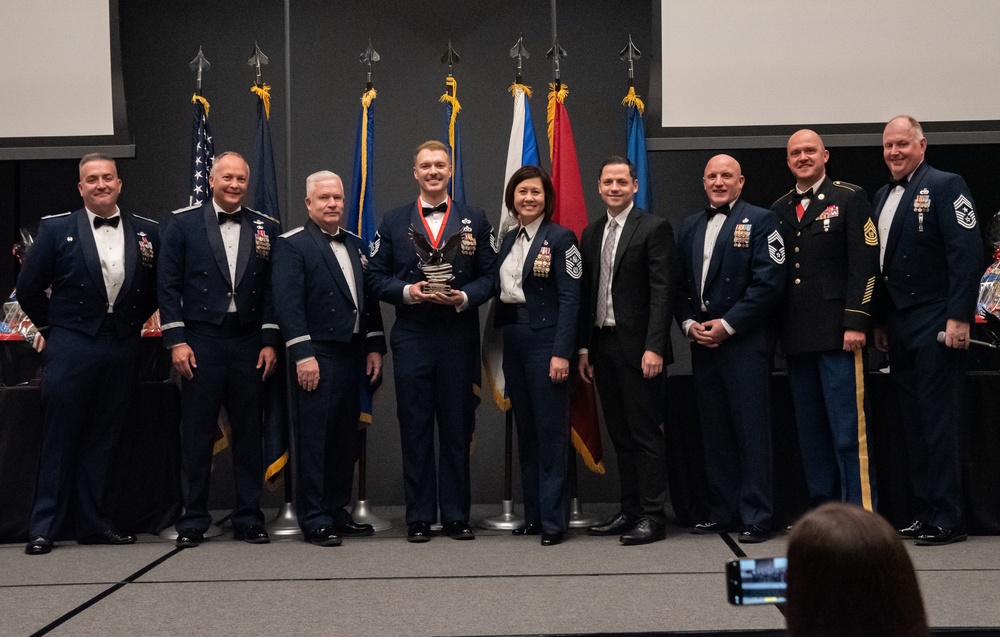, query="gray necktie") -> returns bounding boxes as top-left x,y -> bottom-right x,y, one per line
595,220 -> 617,326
